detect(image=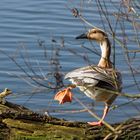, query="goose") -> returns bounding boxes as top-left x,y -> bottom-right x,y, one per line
54,28 -> 122,126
